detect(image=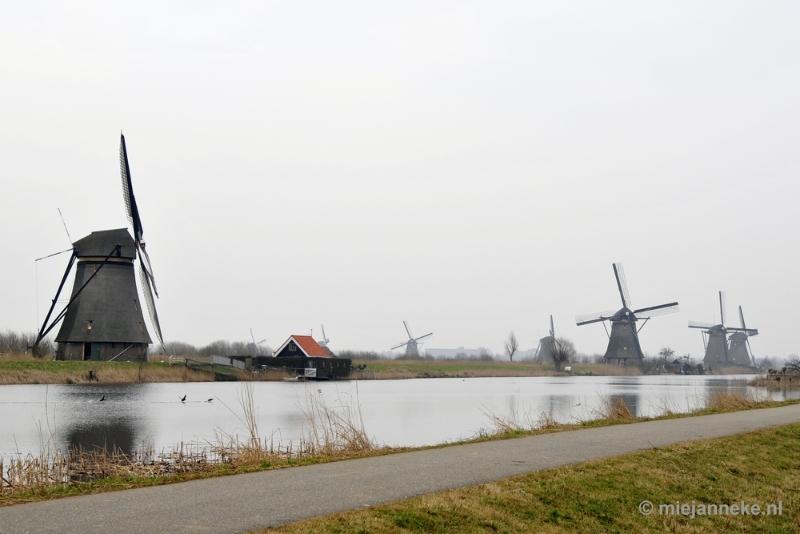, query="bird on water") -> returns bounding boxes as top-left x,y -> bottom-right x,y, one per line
100,395 -> 105,402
